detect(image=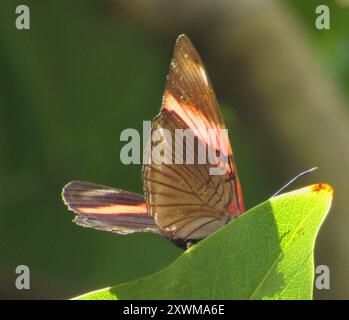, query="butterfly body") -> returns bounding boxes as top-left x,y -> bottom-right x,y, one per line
62,35 -> 244,249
